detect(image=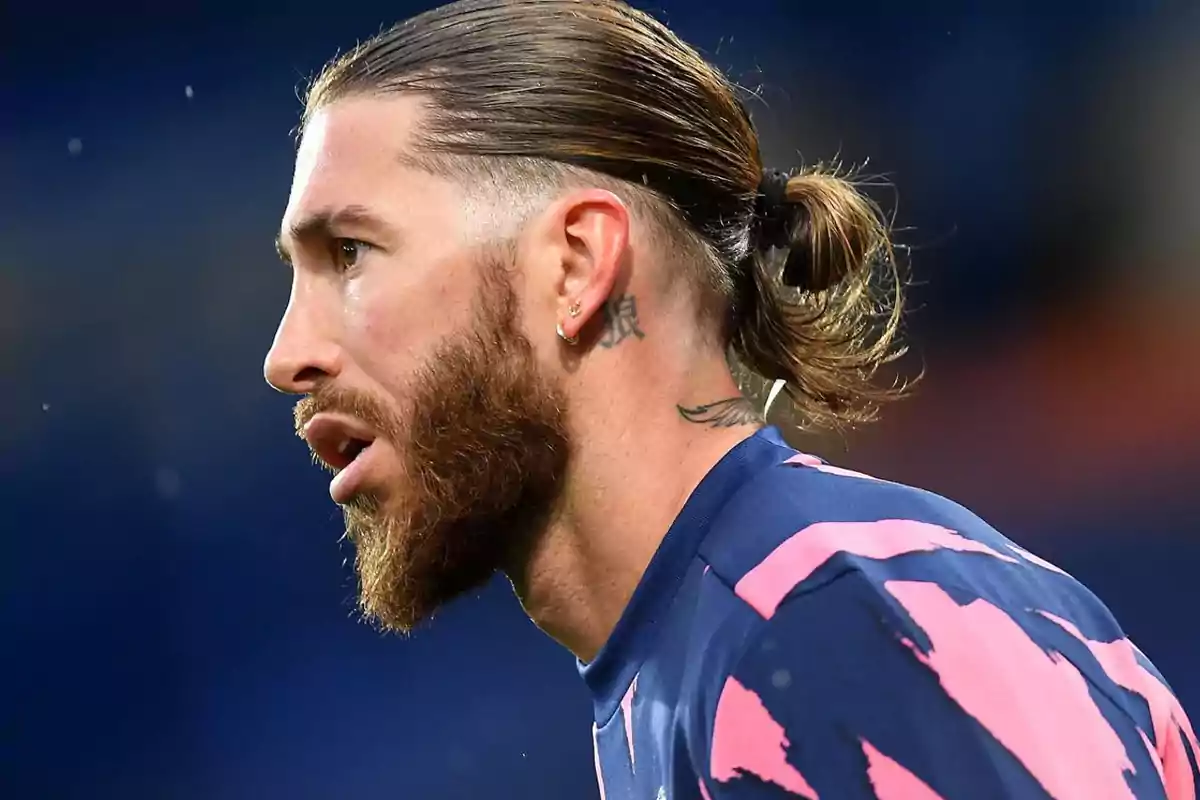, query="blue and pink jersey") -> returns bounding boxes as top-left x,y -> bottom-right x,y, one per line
581,427 -> 1197,799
